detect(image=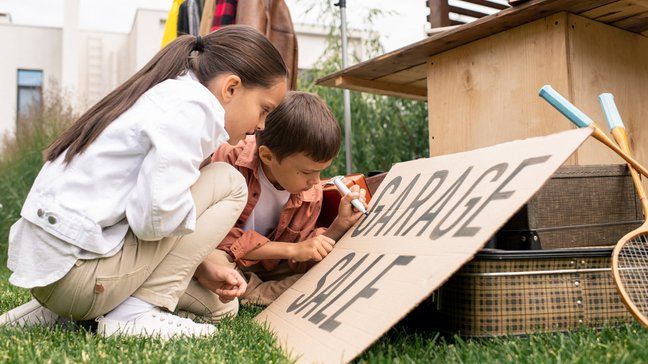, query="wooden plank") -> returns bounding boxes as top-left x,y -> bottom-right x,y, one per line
332,76 -> 427,101
427,24 -> 462,36
426,13 -> 576,162
597,6 -> 648,23
612,10 -> 648,32
567,13 -> 648,168
428,0 -> 451,28
450,5 -> 490,19
462,0 -> 509,11
317,0 -> 617,94
582,1 -> 648,23
408,78 -> 427,89
373,63 -> 428,84
579,0 -> 636,19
